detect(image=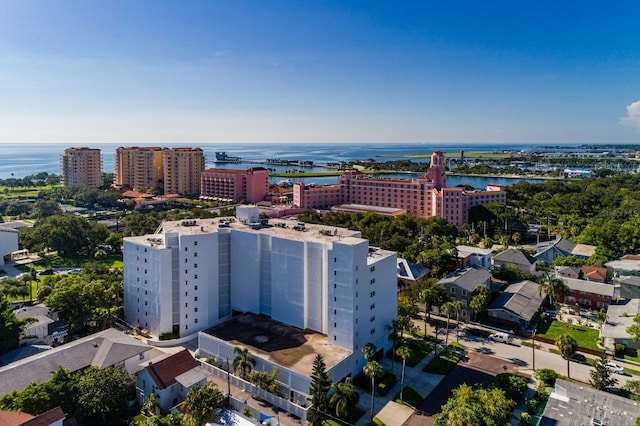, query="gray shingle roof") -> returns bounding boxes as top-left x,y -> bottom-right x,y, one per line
489,280 -> 545,322
493,248 -> 536,266
559,277 -> 615,297
438,265 -> 491,292
0,328 -> 150,396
